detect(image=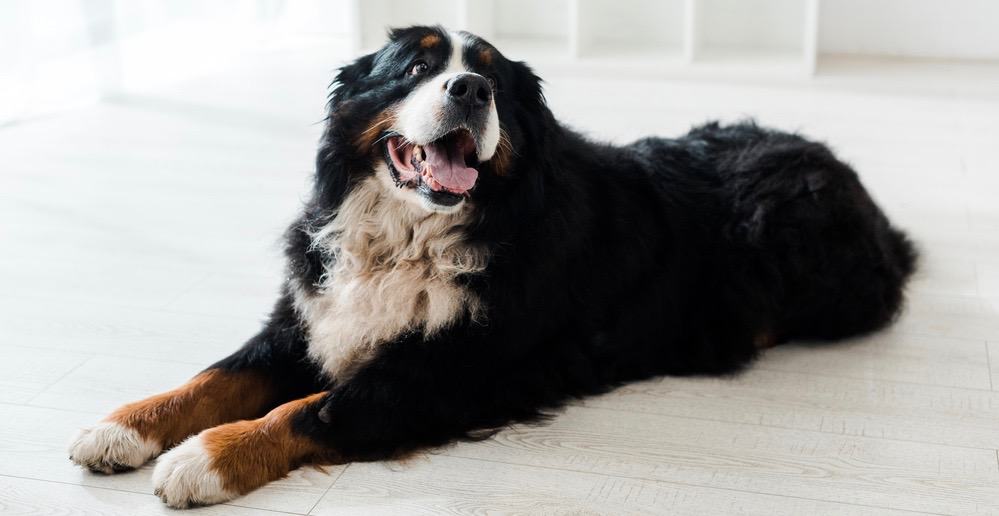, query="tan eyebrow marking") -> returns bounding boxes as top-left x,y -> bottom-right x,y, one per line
420,34 -> 441,48
479,48 -> 493,65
